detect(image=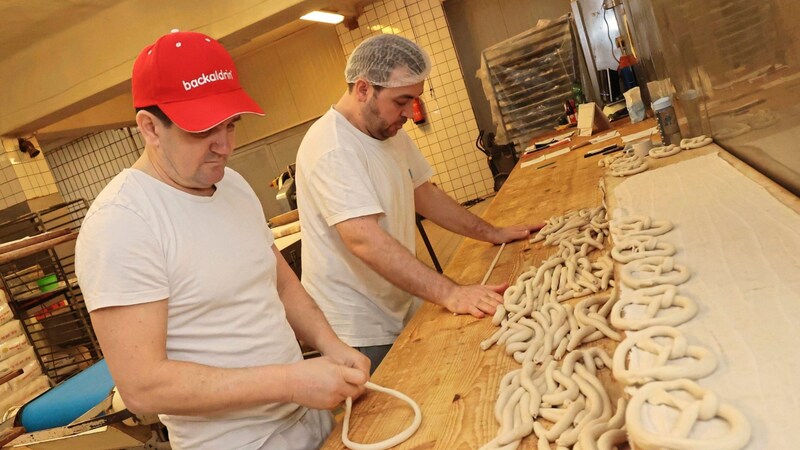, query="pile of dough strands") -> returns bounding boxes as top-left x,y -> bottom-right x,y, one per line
478,207 -> 751,449
481,206 -> 627,449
